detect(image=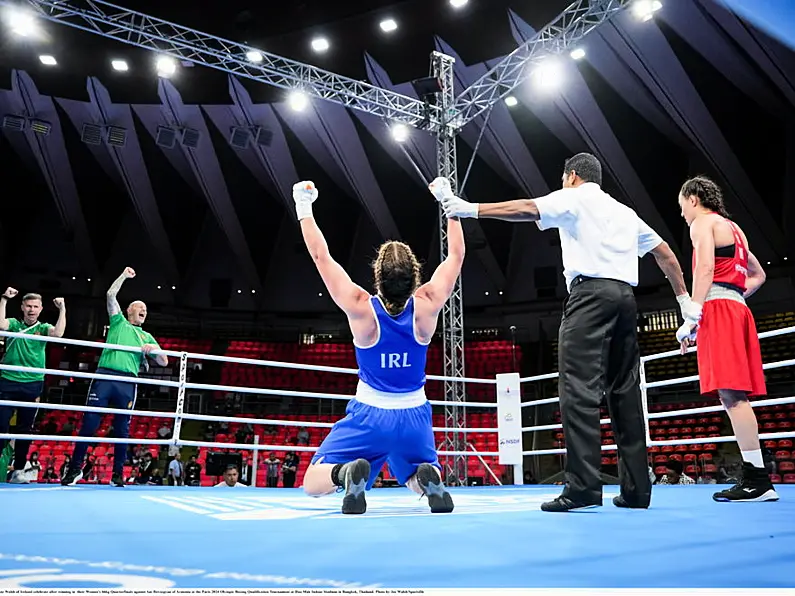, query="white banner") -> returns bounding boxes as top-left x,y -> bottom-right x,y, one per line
496,372 -> 522,465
